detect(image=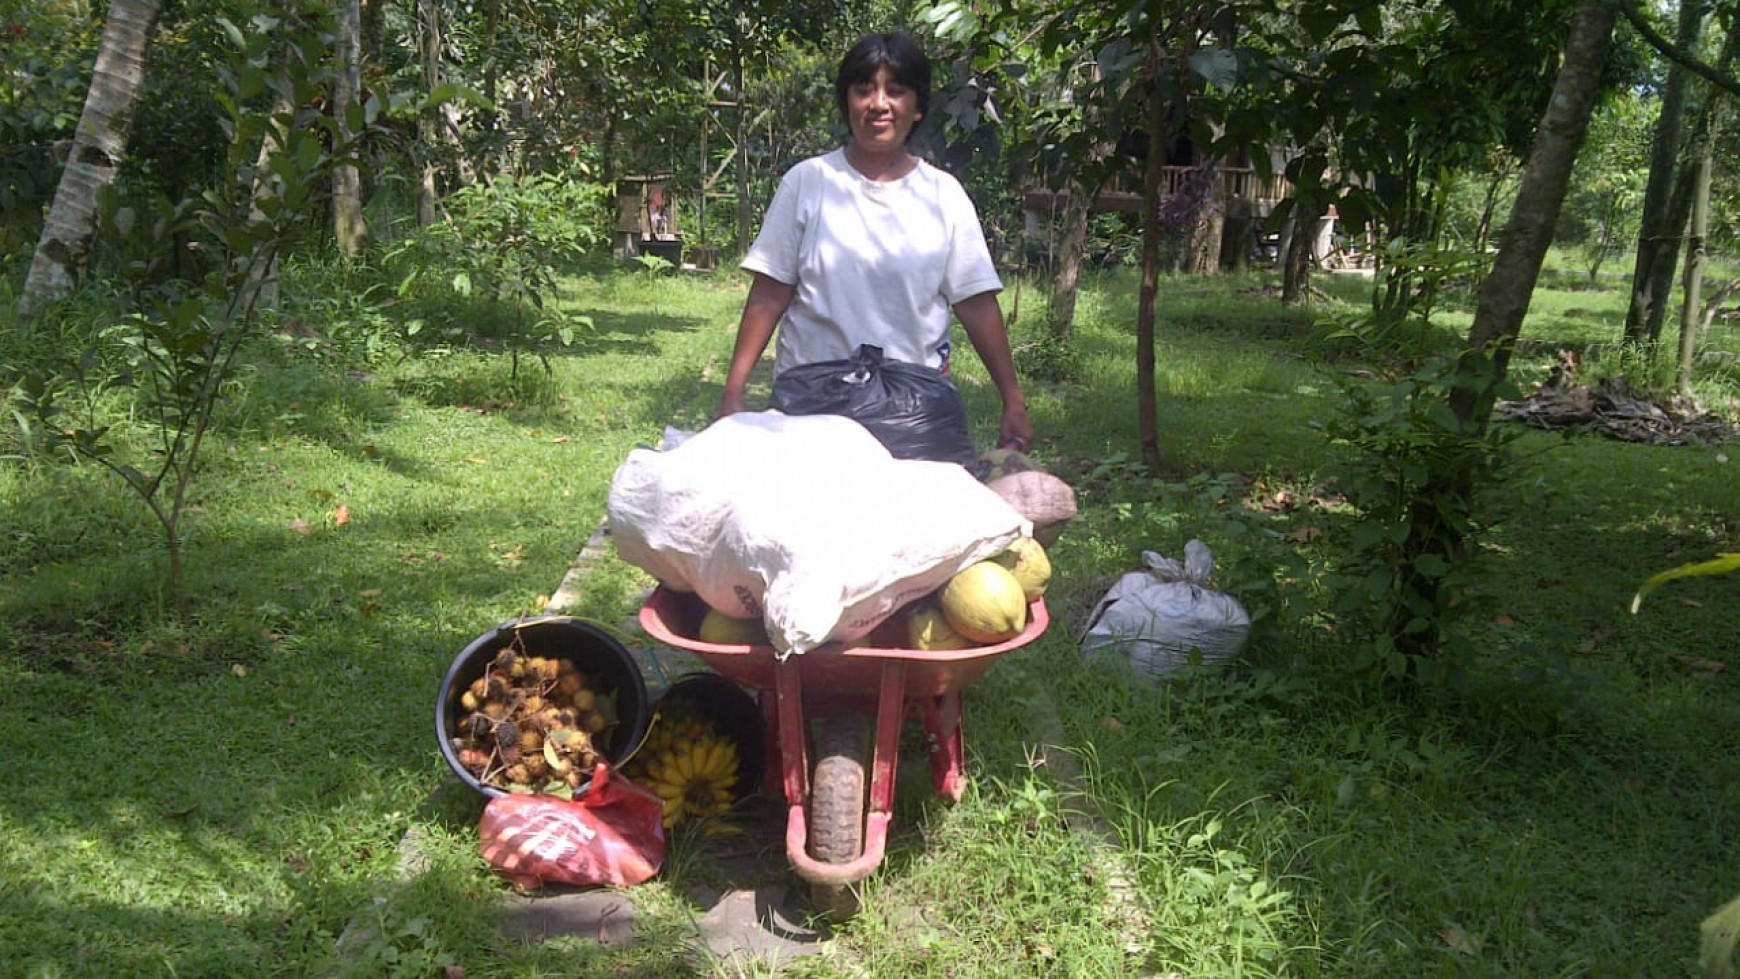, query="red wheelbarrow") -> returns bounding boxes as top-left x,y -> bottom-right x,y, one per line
638,585 -> 1049,914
